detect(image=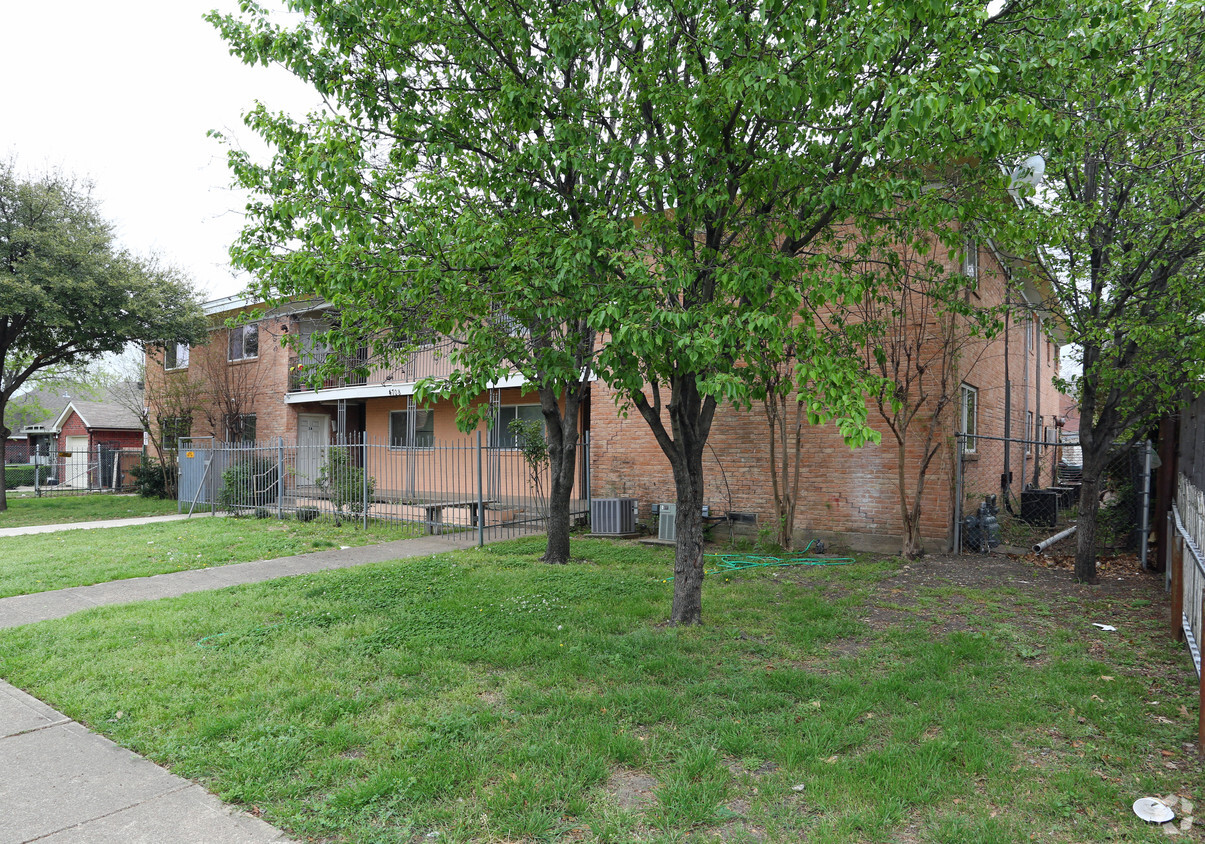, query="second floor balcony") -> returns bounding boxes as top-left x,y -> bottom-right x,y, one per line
287,340 -> 462,396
